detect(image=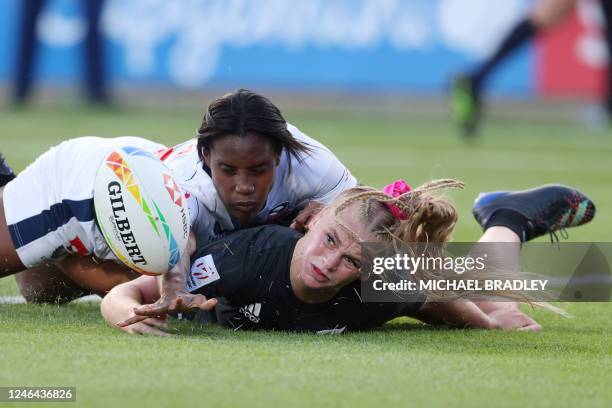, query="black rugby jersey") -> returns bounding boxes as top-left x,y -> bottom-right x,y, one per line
186,225 -> 425,332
